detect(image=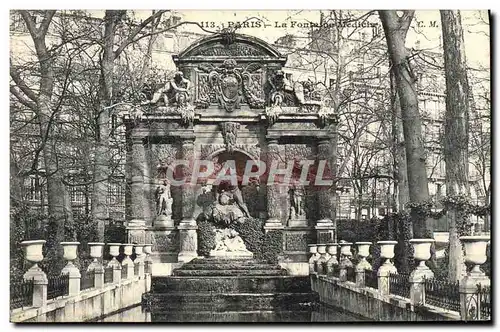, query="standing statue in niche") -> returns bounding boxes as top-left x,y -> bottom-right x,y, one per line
288,184 -> 307,227
154,179 -> 174,227
289,185 -> 306,219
